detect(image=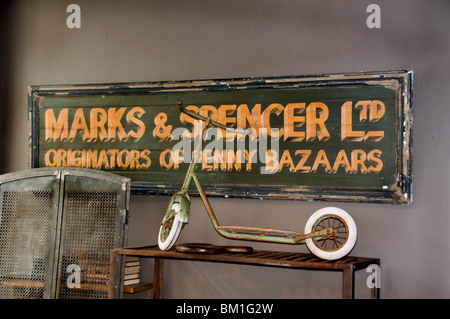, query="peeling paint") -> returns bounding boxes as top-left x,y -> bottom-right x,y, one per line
28,70 -> 413,204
